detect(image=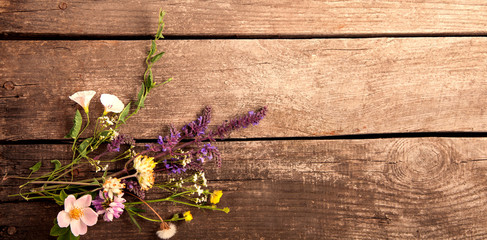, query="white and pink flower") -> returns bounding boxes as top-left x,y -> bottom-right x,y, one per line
57,194 -> 98,236
100,94 -> 124,114
69,90 -> 96,113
